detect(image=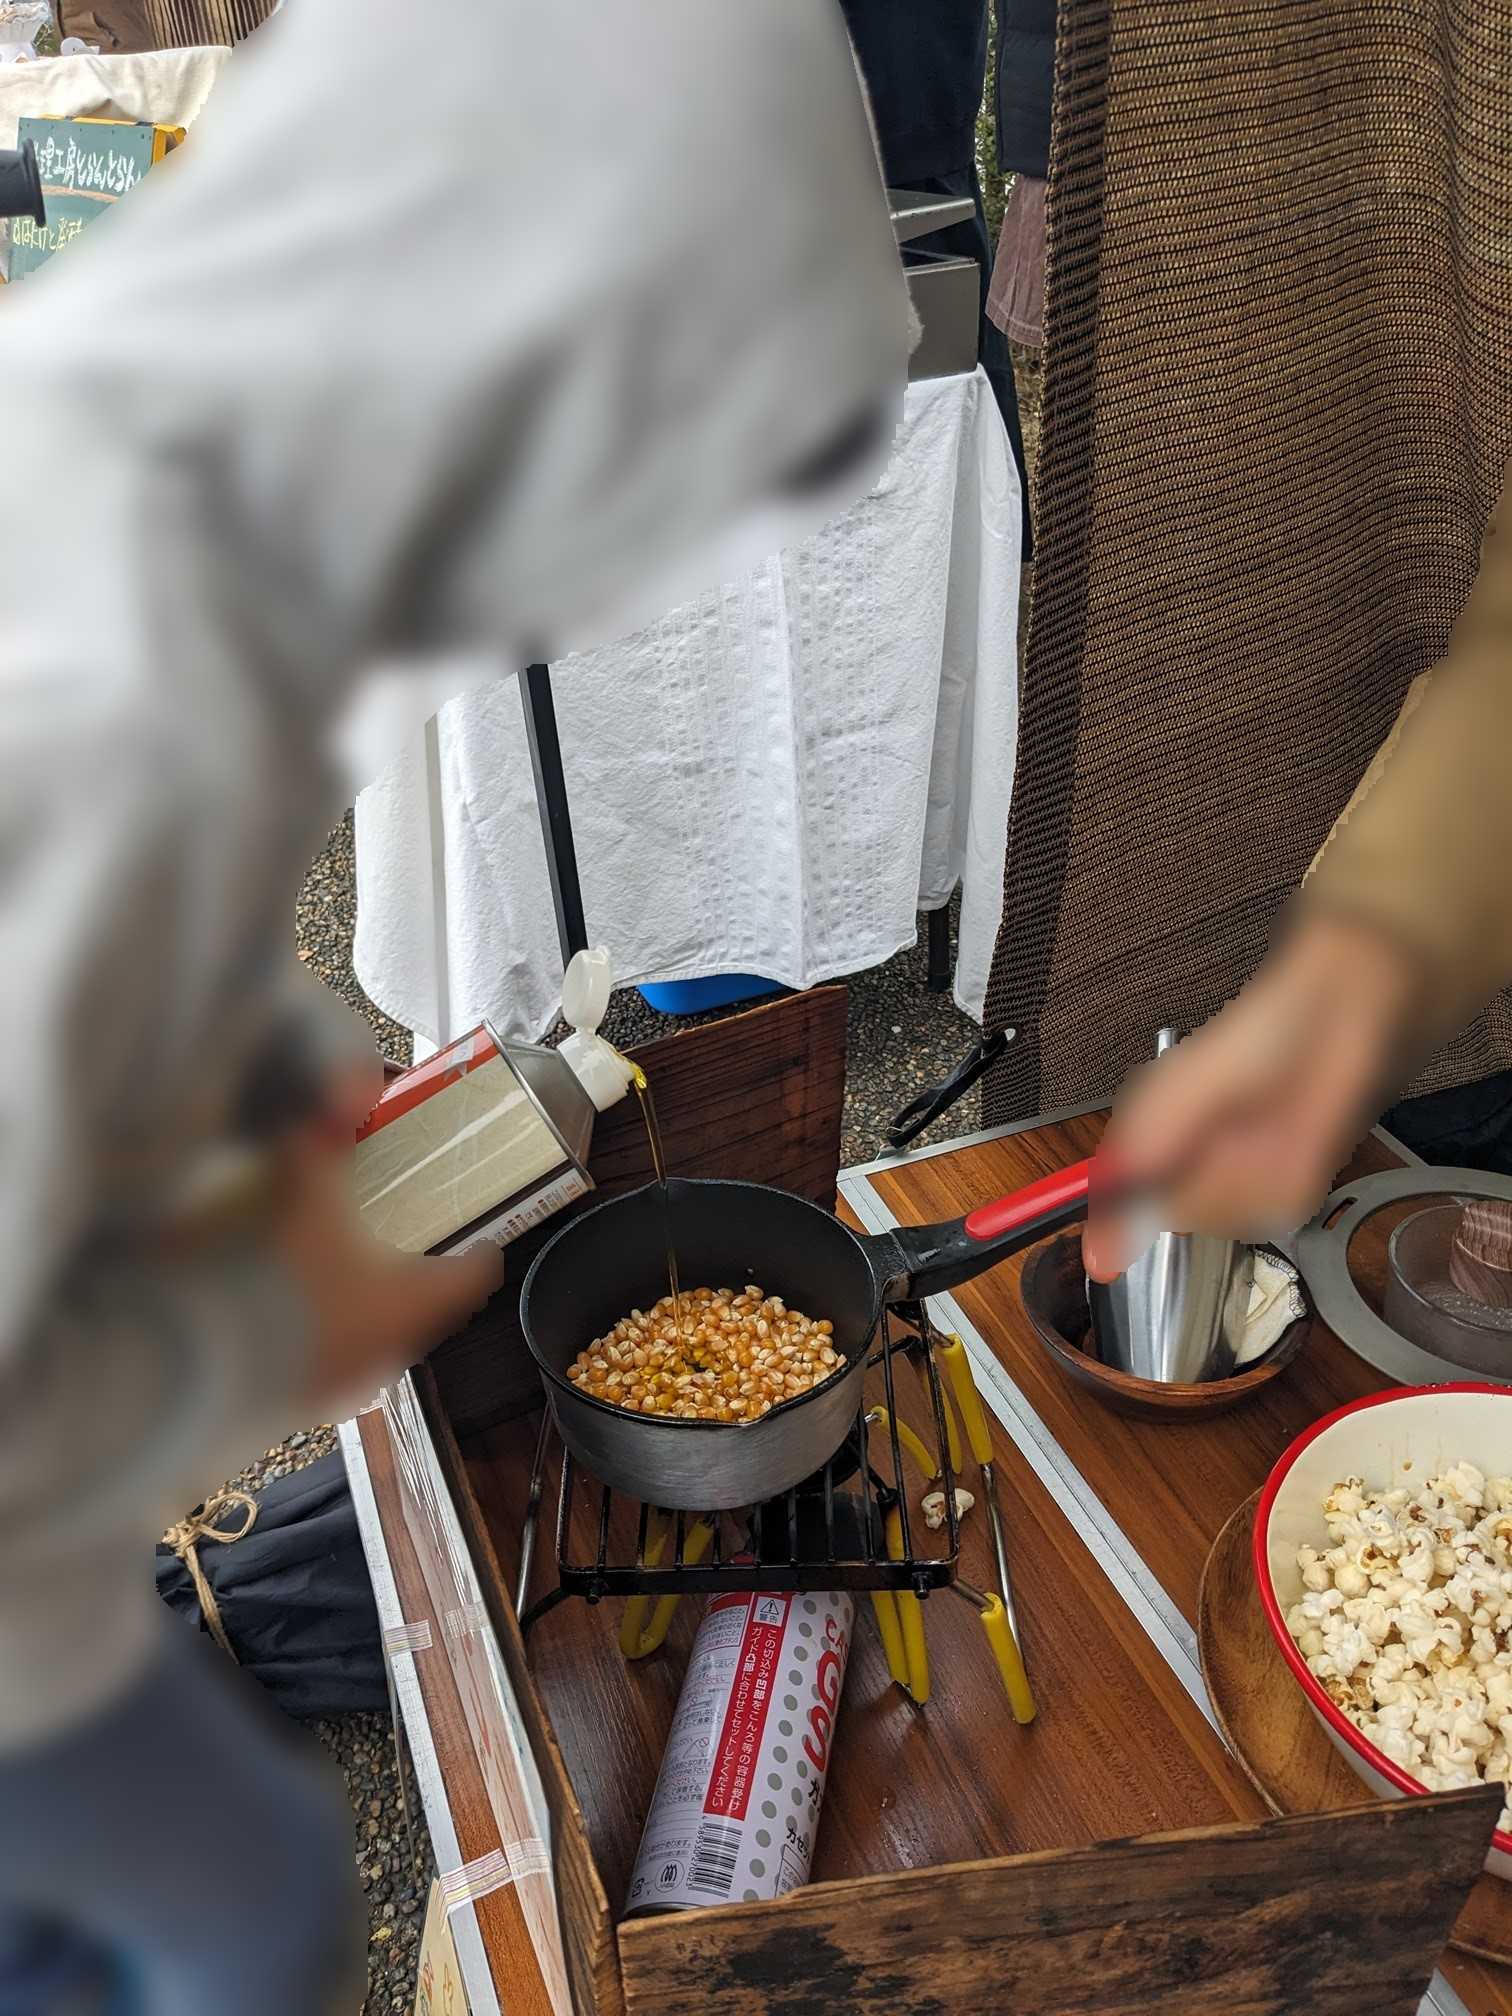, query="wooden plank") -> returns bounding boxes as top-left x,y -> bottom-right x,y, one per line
378,1380 -> 573,2010
867,1120 -> 1410,1628
618,1789 -> 1500,2016
415,1366 -> 624,2016
1445,1950 -> 1512,2011
428,986 -> 848,1439
356,1409 -> 554,2016
461,1343 -> 1265,1922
